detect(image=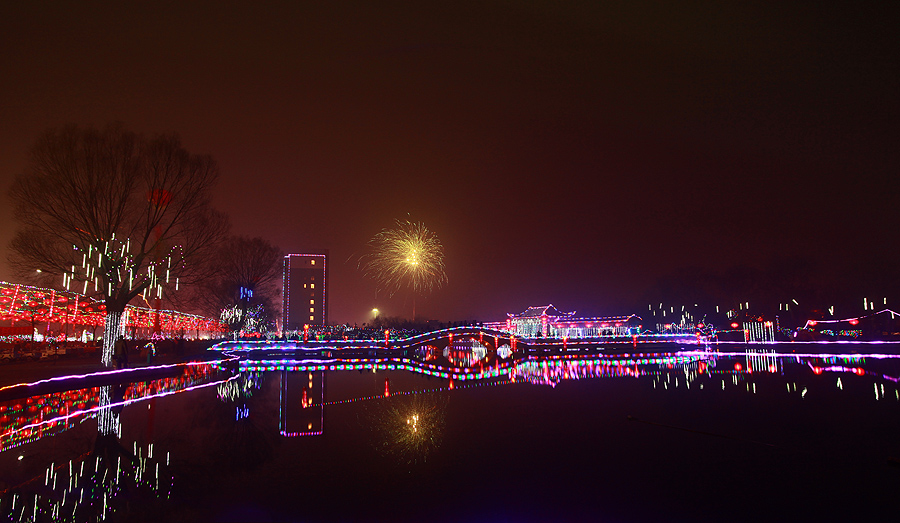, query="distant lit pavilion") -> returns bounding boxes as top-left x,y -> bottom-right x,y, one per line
486,304 -> 643,339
